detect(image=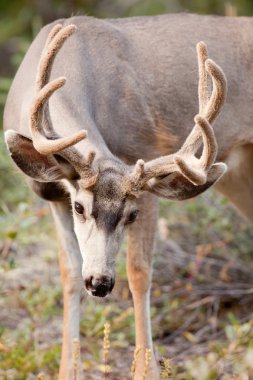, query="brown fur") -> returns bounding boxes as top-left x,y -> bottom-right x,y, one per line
154,114 -> 179,156
28,179 -> 68,201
